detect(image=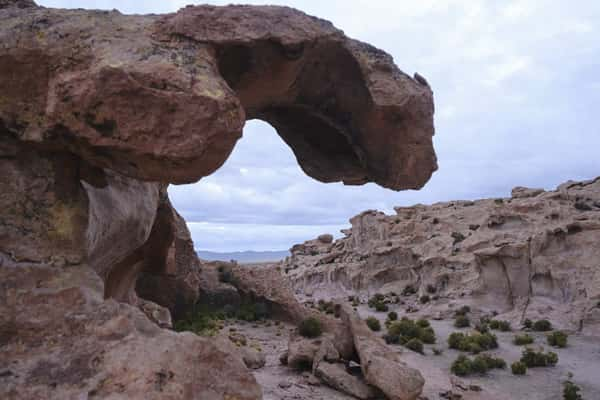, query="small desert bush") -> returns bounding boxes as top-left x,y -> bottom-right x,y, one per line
298,317 -> 323,338
520,347 -> 558,368
563,378 -> 583,400
419,295 -> 430,304
547,331 -> 568,348
387,311 -> 398,321
454,315 -> 471,328
454,305 -> 471,317
489,319 -> 511,331
366,316 -> 381,332
448,331 -> 498,354
402,285 -> 417,296
451,354 -> 506,376
511,361 -> 527,375
317,299 -> 335,314
426,284 -> 437,294
513,334 -> 535,346
368,294 -> 388,312
532,319 -> 553,332
385,317 -> 436,346
523,318 -> 533,329
405,338 -> 424,354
